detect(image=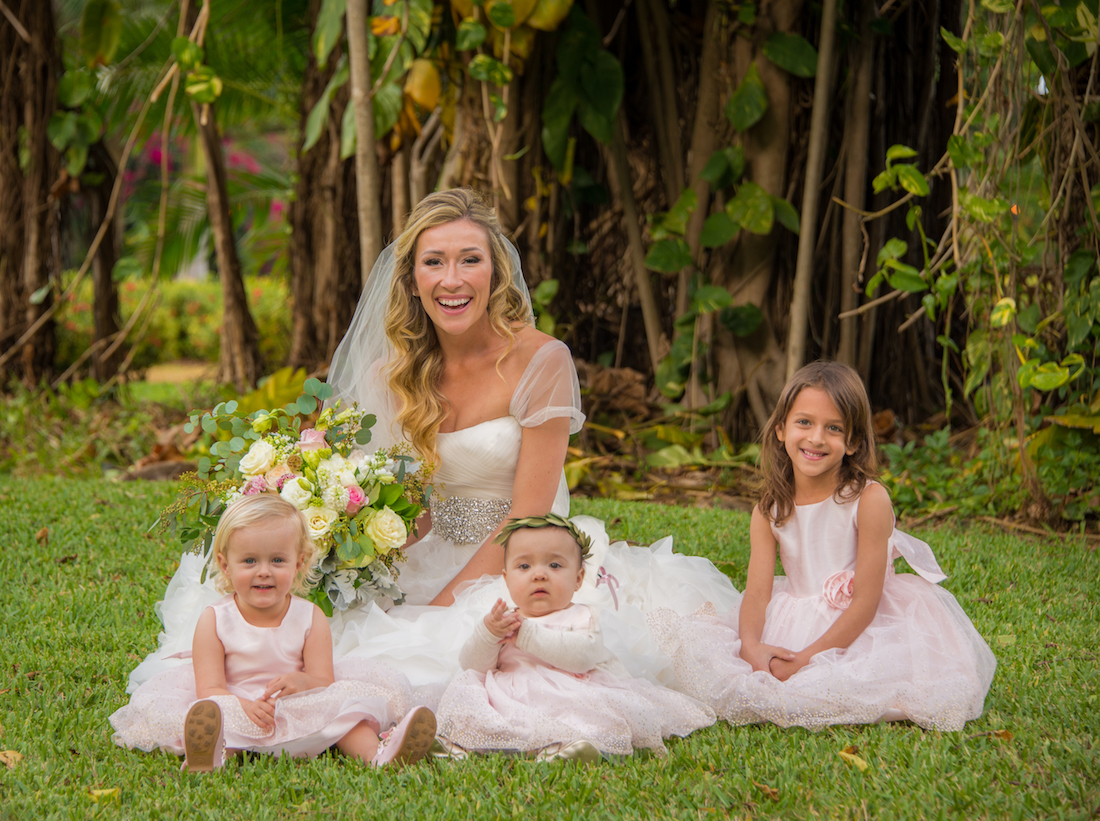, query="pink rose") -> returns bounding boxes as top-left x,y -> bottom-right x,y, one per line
345,485 -> 367,515
822,570 -> 855,610
242,476 -> 269,496
298,428 -> 328,451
